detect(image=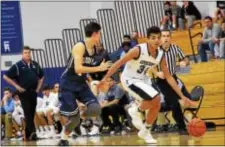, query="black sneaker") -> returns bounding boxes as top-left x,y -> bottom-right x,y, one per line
29,132 -> 38,141
114,126 -> 121,135
58,139 -> 69,146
